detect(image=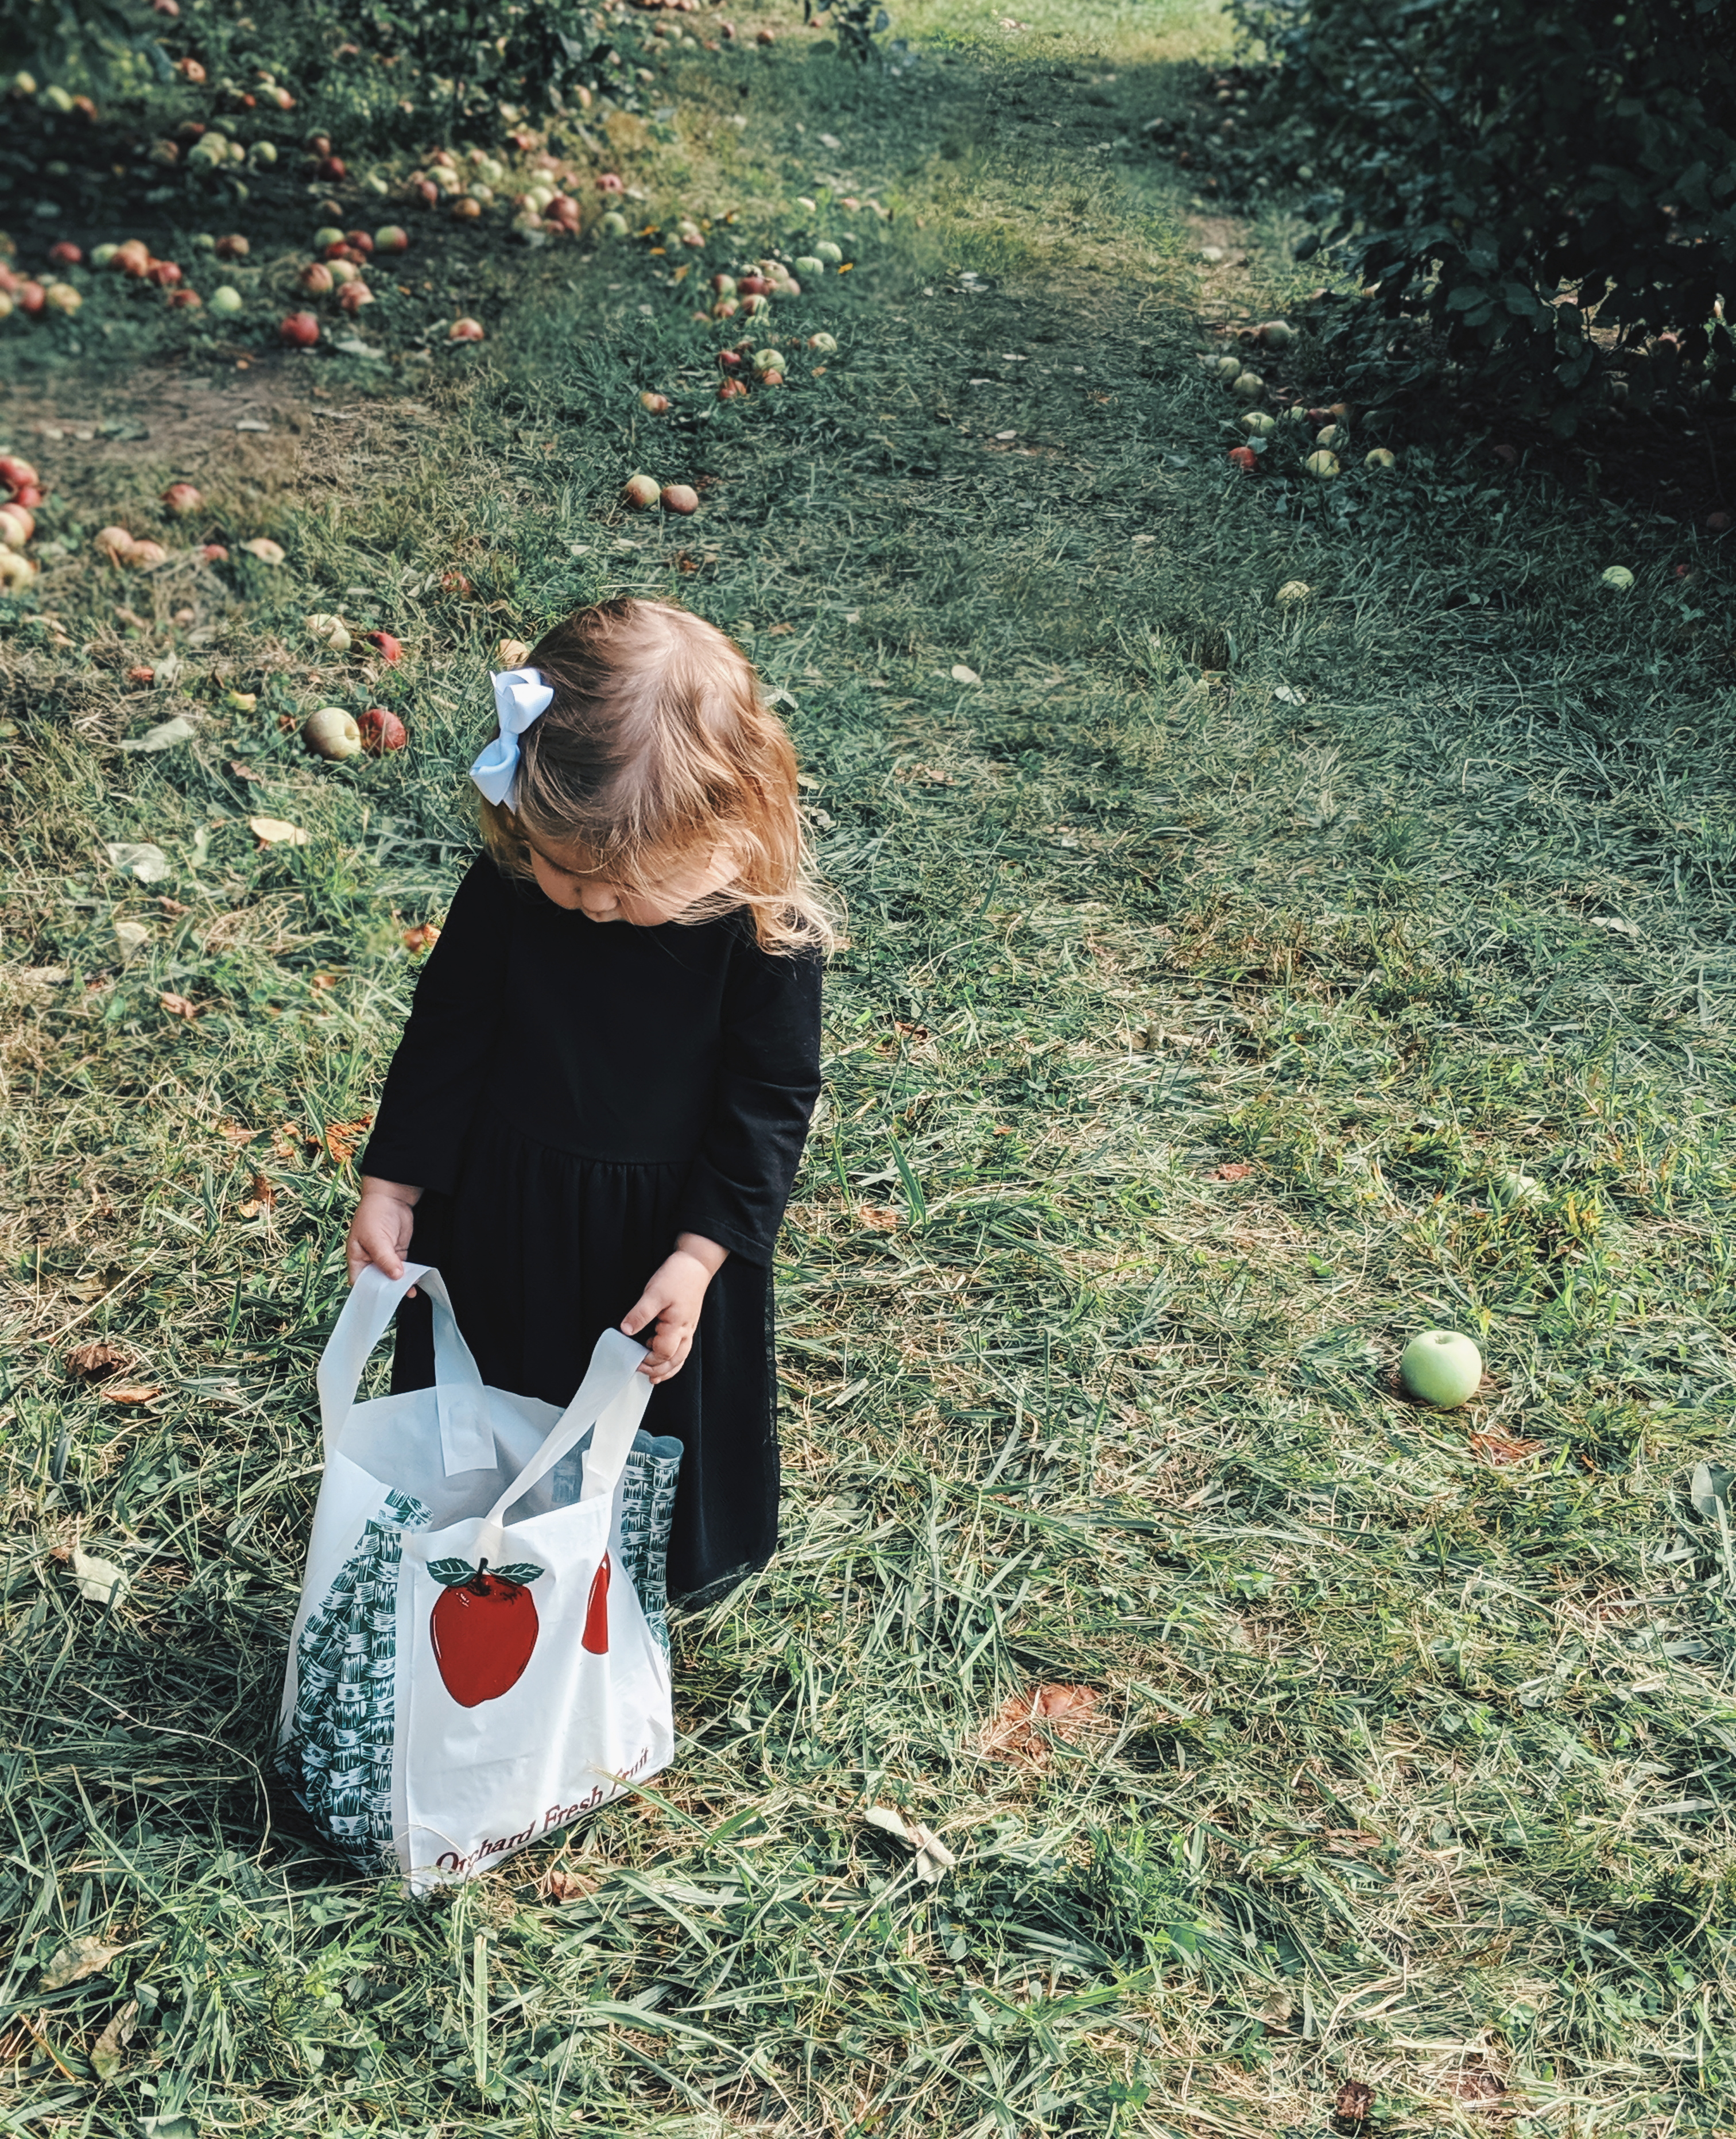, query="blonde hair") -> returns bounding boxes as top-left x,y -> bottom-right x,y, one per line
478,598 -> 838,955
